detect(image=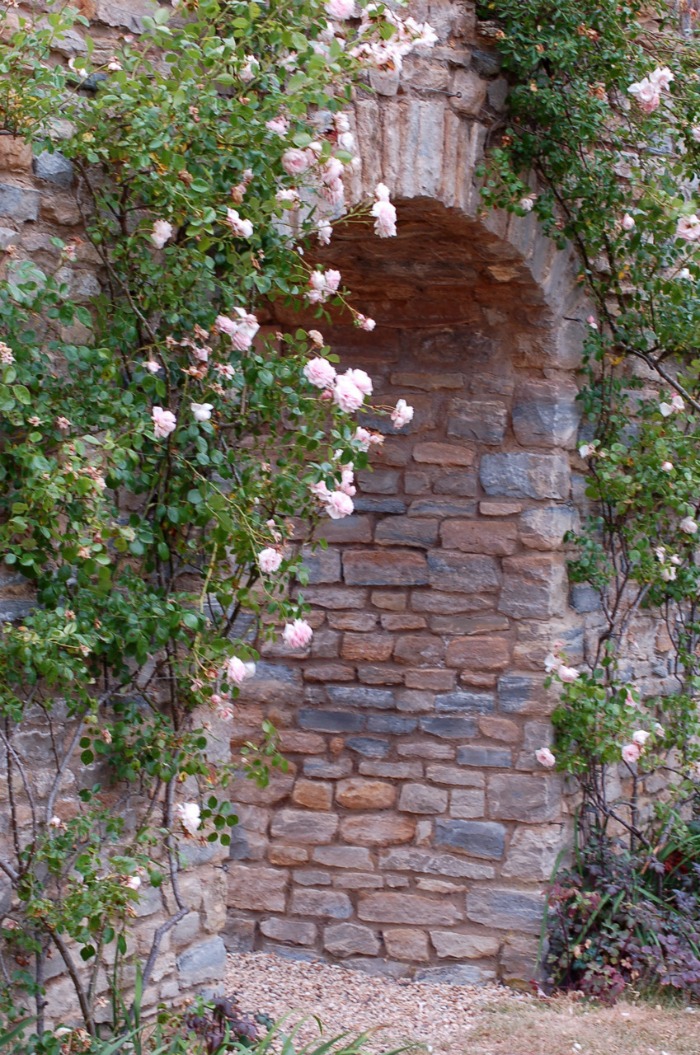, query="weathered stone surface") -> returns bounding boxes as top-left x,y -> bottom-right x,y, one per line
340,814 -> 415,846
358,893 -> 463,925
326,685 -> 395,709
512,378 -> 580,449
0,184 -> 40,221
430,930 -> 500,959
398,784 -> 448,814
383,928 -> 429,960
433,470 -> 478,496
228,865 -> 287,911
356,469 -> 400,494
394,633 -> 445,666
478,716 -> 520,742
341,633 -> 395,662
449,68 -> 488,114
0,136 -> 32,171
314,845 -> 374,869
409,497 -> 477,517
434,819 -> 506,859
381,612 -> 428,631
456,745 -> 512,768
500,933 -> 540,983
269,846 -> 309,866
435,689 -> 496,712
426,765 -> 484,787
488,774 -> 562,823
359,761 -> 423,779
375,516 -> 438,548
427,551 -> 500,593
520,505 -> 578,551
446,399 -> 508,445
291,889 -> 353,919
260,918 -> 317,946
466,887 -> 544,933
346,736 -> 390,758
450,788 -> 485,819
298,709 -> 365,733
270,810 -> 338,844
344,549 -> 428,586
300,546 -> 342,584
420,716 -> 478,739
336,778 -> 396,810
414,963 -> 495,984
446,636 -> 510,677
323,922 -> 380,956
292,780 -> 333,811
367,715 -> 417,735
379,847 -> 495,880
294,868 -> 331,886
405,668 -> 456,691
498,673 -> 546,714
177,937 -> 228,985
304,757 -> 353,779
502,824 -> 569,880
498,555 -> 567,619
33,150 -> 74,188
413,442 -> 475,466
441,520 -> 518,555
479,453 -> 571,499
